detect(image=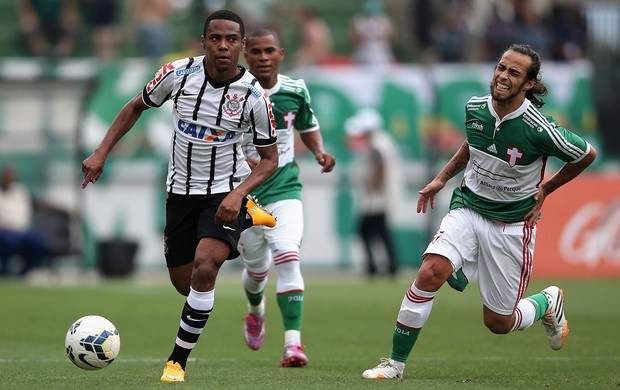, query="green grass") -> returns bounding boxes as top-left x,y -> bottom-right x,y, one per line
1,273 -> 618,389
